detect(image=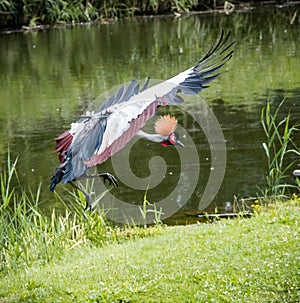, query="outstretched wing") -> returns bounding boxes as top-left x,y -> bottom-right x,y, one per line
51,79 -> 150,186
163,30 -> 234,101
50,114 -> 108,189
86,31 -> 234,167
98,78 -> 150,113
85,97 -> 166,167
61,114 -> 108,184
53,79 -> 149,163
